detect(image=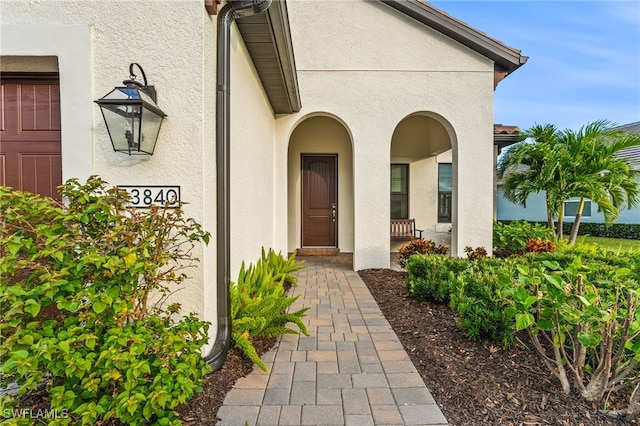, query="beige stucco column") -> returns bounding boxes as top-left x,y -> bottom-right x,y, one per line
451,122 -> 495,257
352,124 -> 392,270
